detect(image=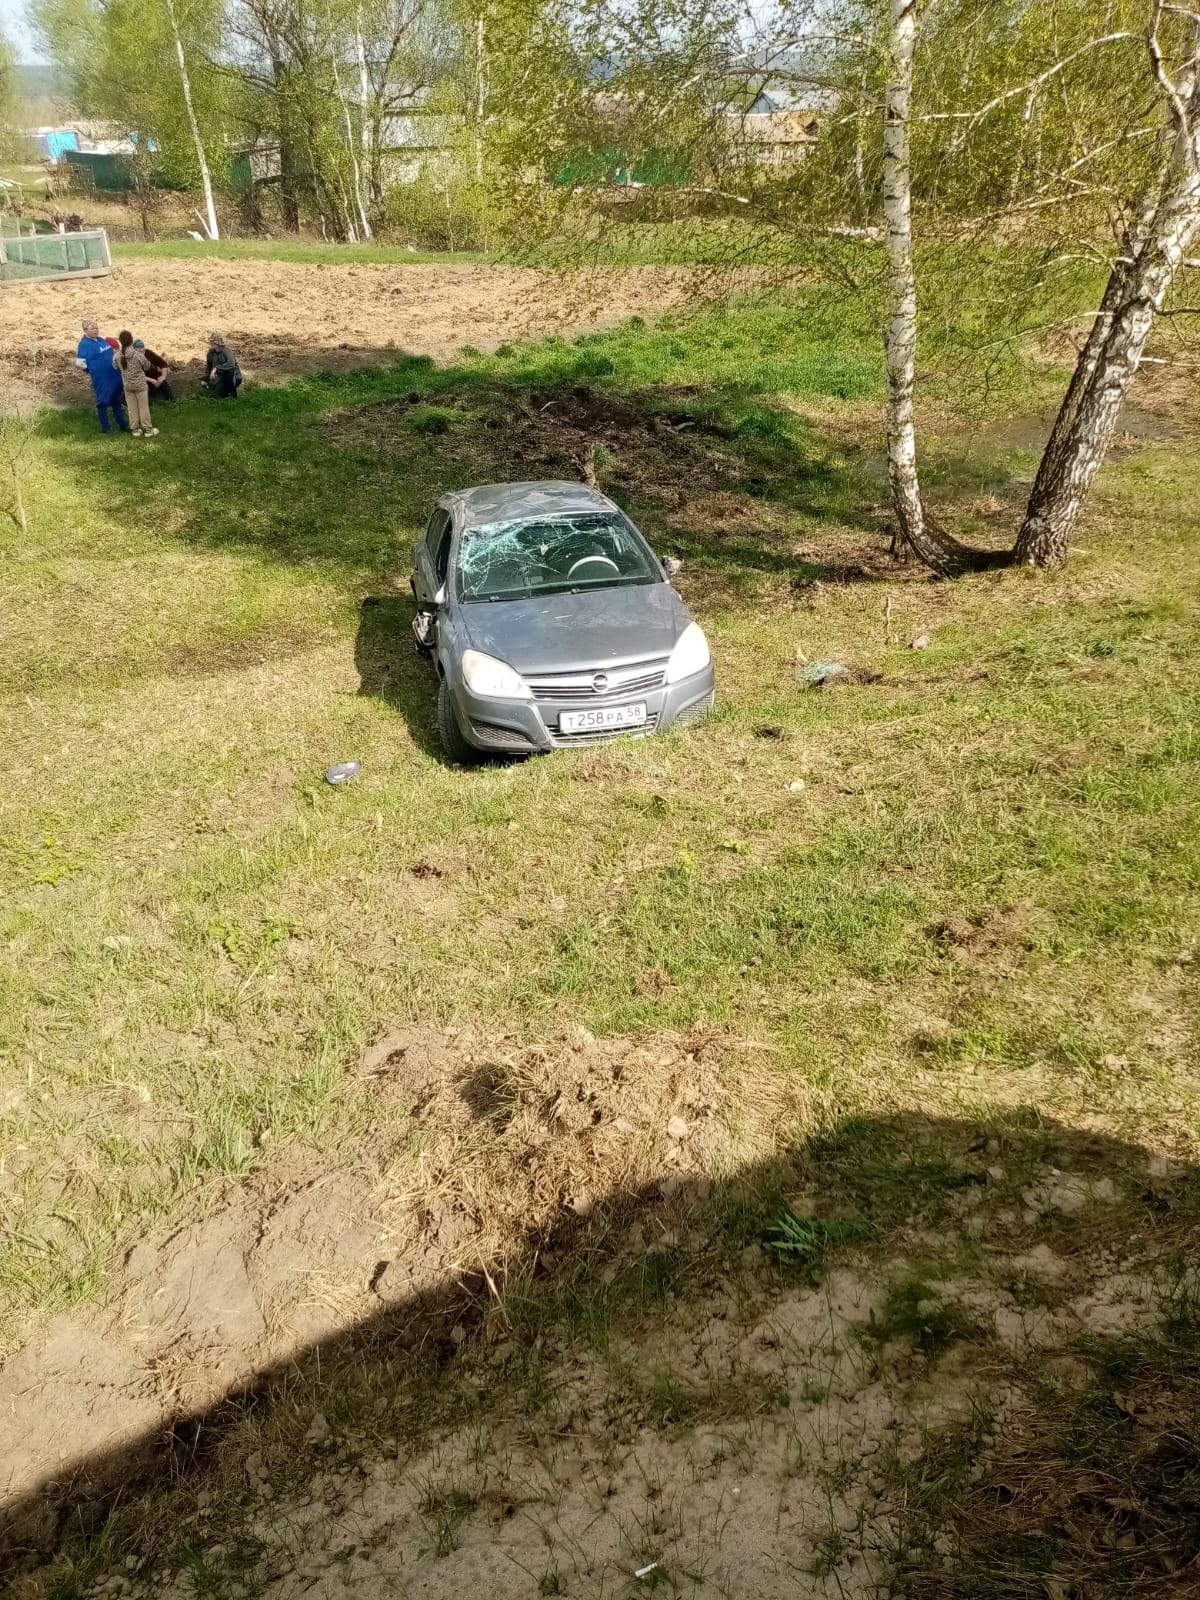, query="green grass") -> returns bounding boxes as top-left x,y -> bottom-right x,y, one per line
1,289 -> 1198,1342
0,164 -> 51,194
113,237 -> 487,266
